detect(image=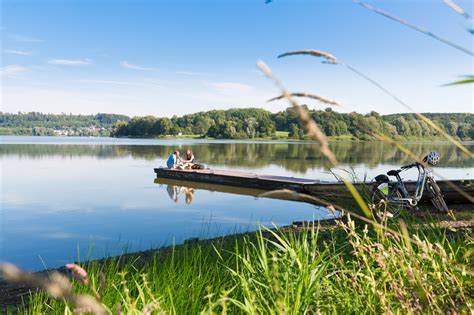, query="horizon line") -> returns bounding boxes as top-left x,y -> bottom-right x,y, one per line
1,108 -> 472,118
